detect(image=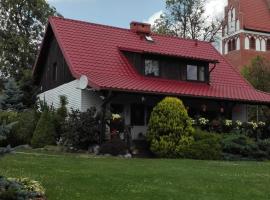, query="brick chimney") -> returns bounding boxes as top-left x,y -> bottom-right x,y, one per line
130,21 -> 151,34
